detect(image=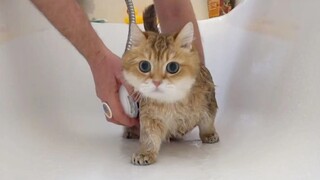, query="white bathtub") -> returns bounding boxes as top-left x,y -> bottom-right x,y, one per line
1,0 -> 320,179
